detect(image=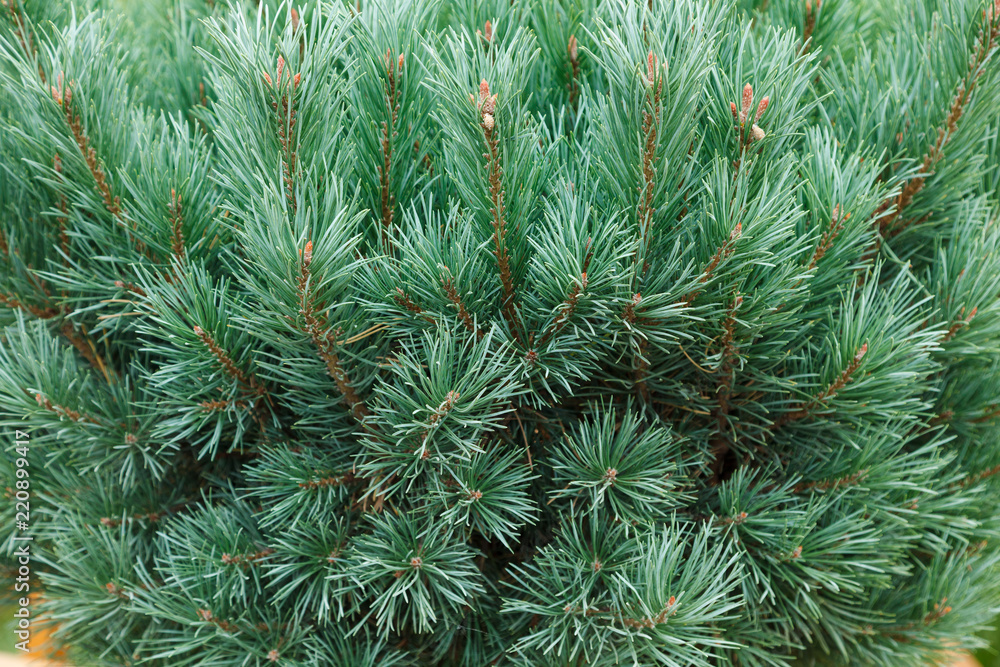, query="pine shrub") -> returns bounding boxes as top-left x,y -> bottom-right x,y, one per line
3,0 -> 1000,664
